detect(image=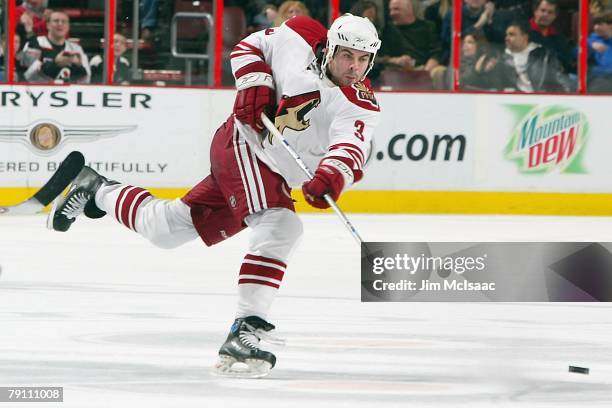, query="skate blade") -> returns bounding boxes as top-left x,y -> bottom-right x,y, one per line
46,195 -> 62,230
211,355 -> 273,379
